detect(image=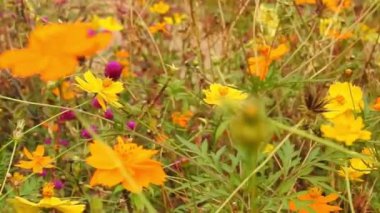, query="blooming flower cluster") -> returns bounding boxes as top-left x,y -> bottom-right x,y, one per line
320,82 -> 370,145
2,0 -> 380,212
148,1 -> 186,34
